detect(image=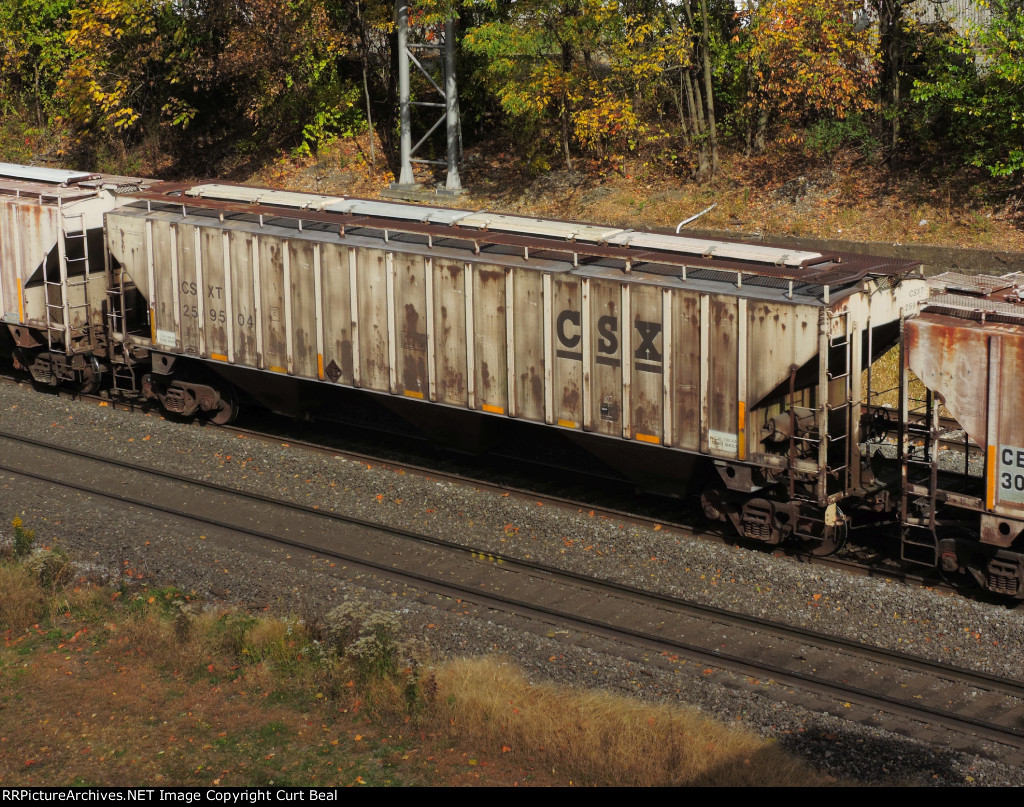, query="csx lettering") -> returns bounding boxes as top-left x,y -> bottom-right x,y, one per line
634,320 -> 662,362
597,315 -> 618,354
554,308 -> 661,364
208,285 -> 223,300
556,310 -> 581,349
180,281 -> 198,295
